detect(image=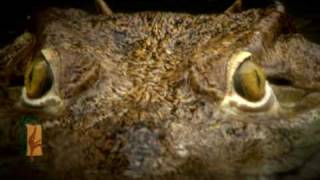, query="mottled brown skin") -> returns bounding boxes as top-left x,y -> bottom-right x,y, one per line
1,2 -> 320,180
